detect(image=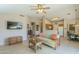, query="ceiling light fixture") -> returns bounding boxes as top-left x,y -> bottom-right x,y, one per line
52,16 -> 60,20
31,4 -> 50,14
